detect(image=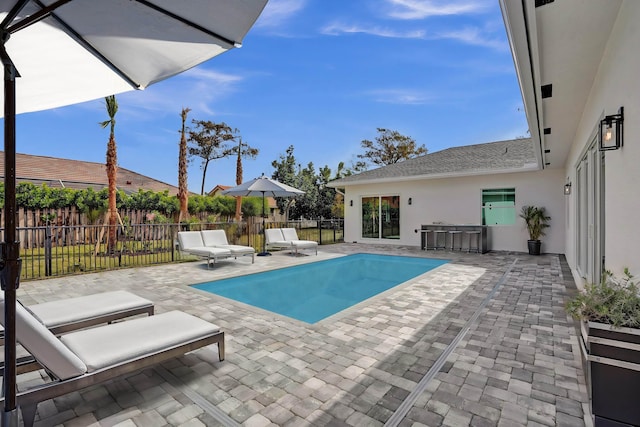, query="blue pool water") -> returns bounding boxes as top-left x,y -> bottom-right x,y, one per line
192,253 -> 448,323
